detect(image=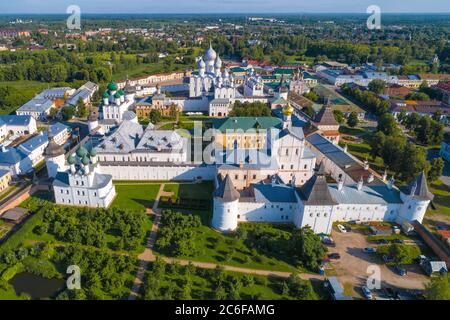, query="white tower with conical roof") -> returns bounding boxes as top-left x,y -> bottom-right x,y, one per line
44,131 -> 66,179
397,172 -> 434,224
212,174 -> 240,232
